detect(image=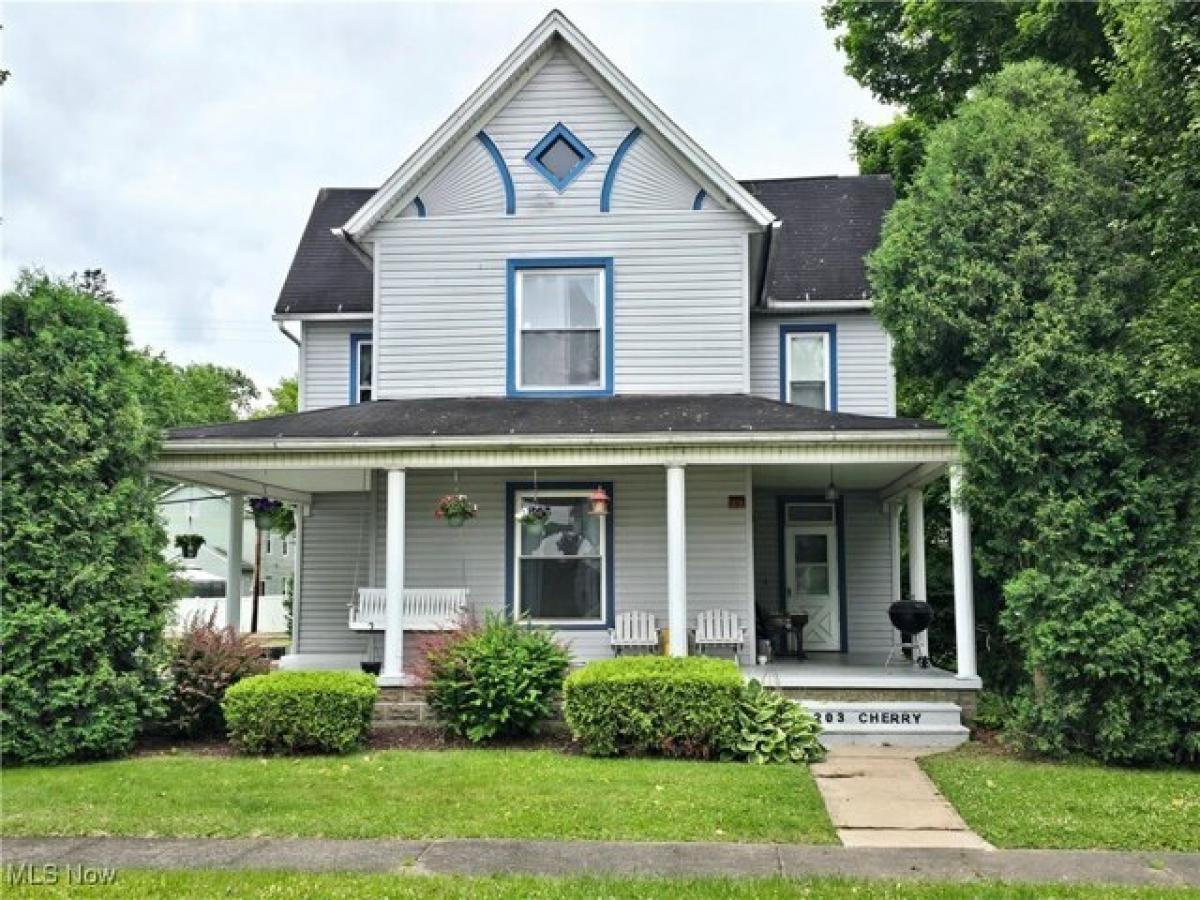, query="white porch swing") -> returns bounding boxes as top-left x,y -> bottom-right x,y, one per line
347,474 -> 469,640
